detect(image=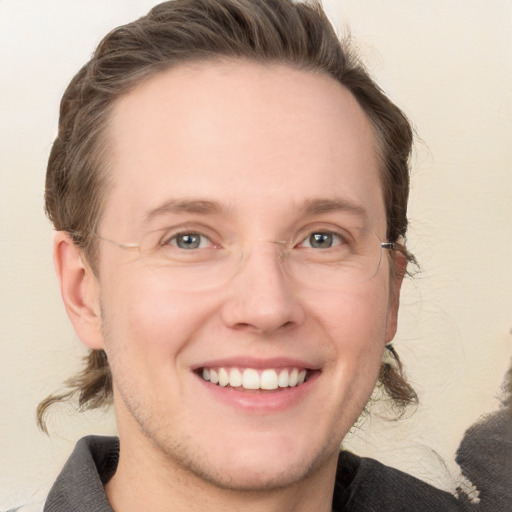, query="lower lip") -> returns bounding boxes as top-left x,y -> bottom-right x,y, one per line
195,372 -> 319,413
